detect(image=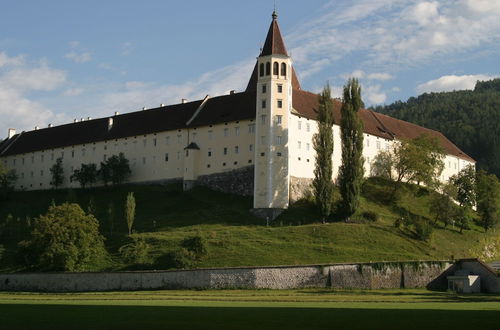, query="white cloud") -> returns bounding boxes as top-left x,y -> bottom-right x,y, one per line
64,41 -> 92,63
286,0 -> 500,81
0,52 -> 24,67
121,42 -> 134,56
64,51 -> 91,63
63,88 -> 84,96
364,84 -> 387,104
0,56 -> 68,136
367,73 -> 393,81
416,74 -> 499,93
